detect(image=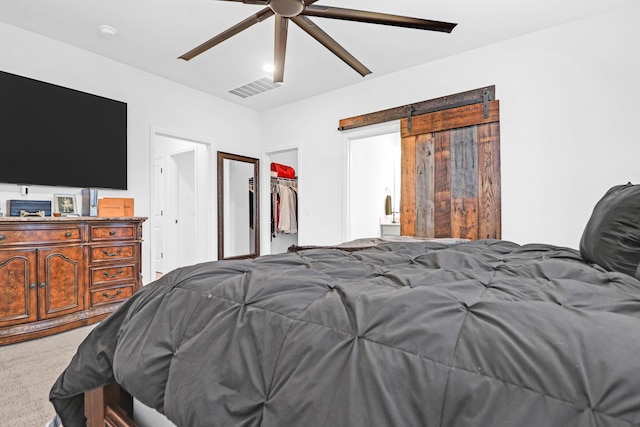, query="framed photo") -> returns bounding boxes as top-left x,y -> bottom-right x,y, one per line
54,194 -> 77,216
